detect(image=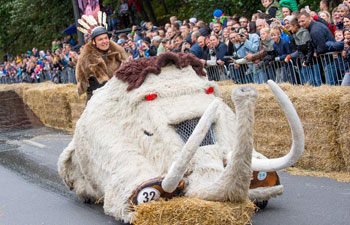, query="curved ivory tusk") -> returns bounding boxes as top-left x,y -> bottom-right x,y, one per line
162,99 -> 219,193
251,80 -> 304,172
